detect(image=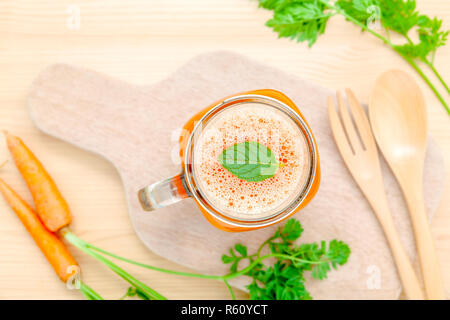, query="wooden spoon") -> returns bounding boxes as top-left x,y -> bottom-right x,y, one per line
369,70 -> 445,299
